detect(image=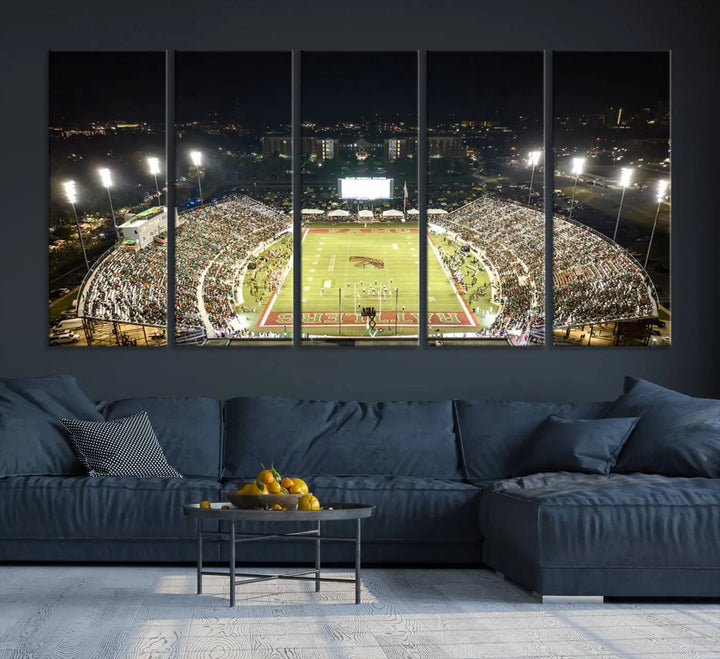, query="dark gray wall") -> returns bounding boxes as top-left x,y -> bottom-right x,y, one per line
0,0 -> 718,401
